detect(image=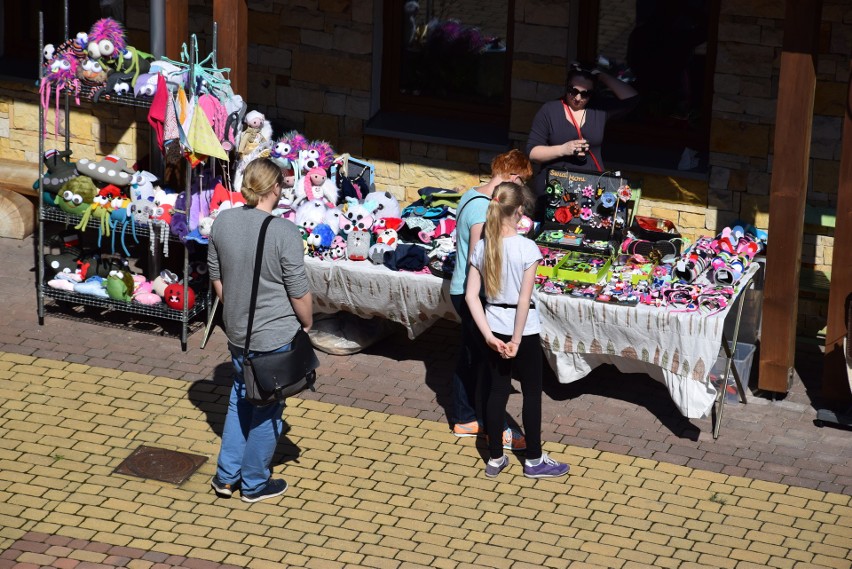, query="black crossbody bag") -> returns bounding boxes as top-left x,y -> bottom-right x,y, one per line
242,216 -> 319,406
